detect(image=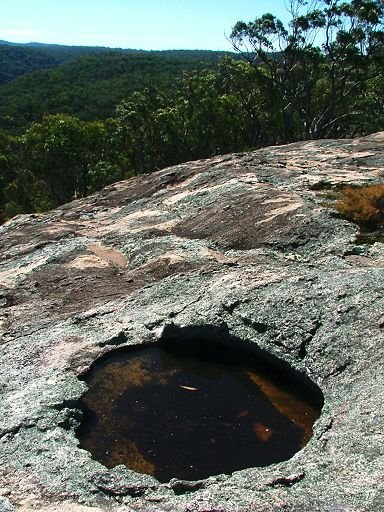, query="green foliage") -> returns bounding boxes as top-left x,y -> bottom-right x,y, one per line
0,49 -> 231,134
0,130 -> 18,223
3,170 -> 54,219
115,59 -> 272,174
19,114 -> 124,208
0,41 -> 122,83
230,0 -> 384,142
1,115 -> 126,220
0,46 -> 62,85
1,56 -> 273,221
0,41 -> 231,85
175,66 -> 245,158
357,72 -> 384,134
